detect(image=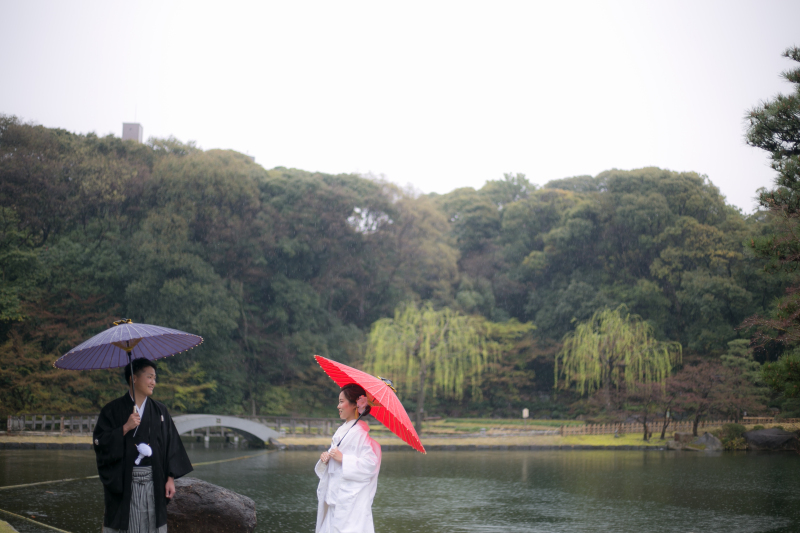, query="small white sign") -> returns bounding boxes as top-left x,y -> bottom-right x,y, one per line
522,408 -> 529,419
